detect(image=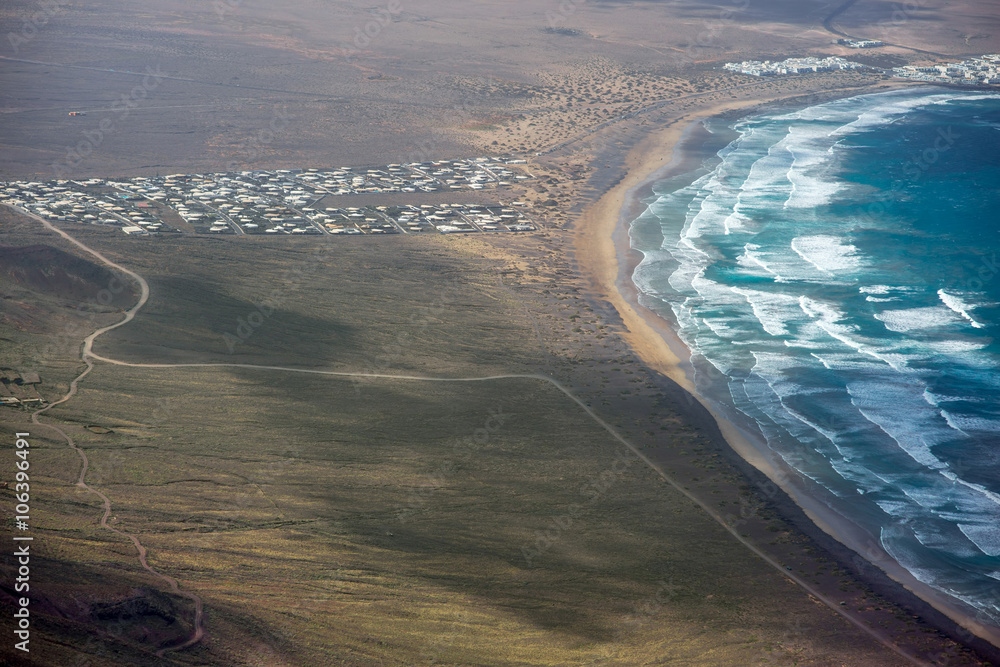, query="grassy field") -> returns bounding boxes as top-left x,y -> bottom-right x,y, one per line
36,363 -> 905,665
87,231 -> 546,377
0,217 -> 944,665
